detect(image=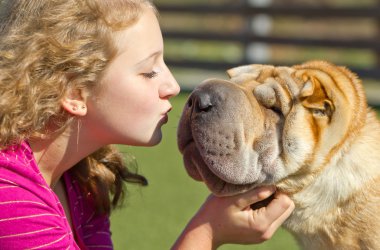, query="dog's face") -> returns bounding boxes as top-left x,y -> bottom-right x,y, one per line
177,61 -> 366,196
